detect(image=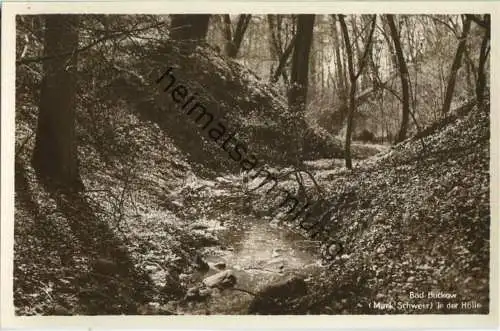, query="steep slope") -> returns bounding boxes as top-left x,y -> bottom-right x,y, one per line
108,40 -> 376,175
293,102 -> 490,314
